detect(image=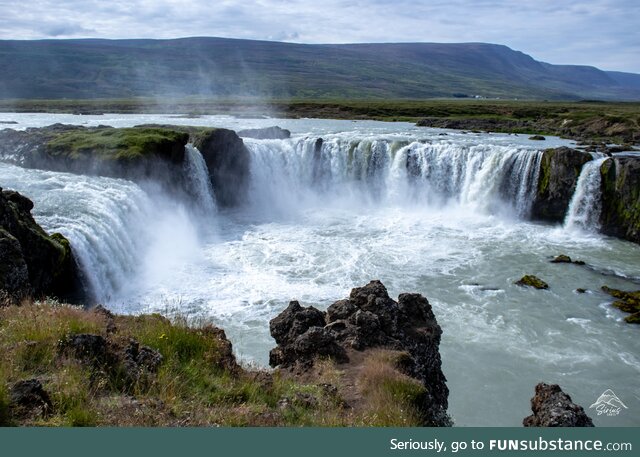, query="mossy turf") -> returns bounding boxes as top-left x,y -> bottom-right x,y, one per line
0,301 -> 428,426
45,127 -> 189,162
